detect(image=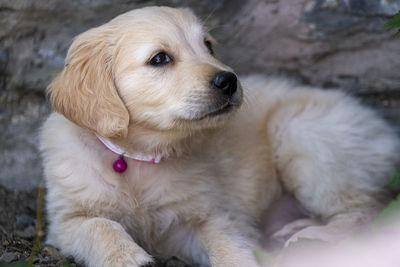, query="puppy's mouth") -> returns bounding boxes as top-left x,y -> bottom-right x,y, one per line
194,101 -> 234,120
179,86 -> 243,122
